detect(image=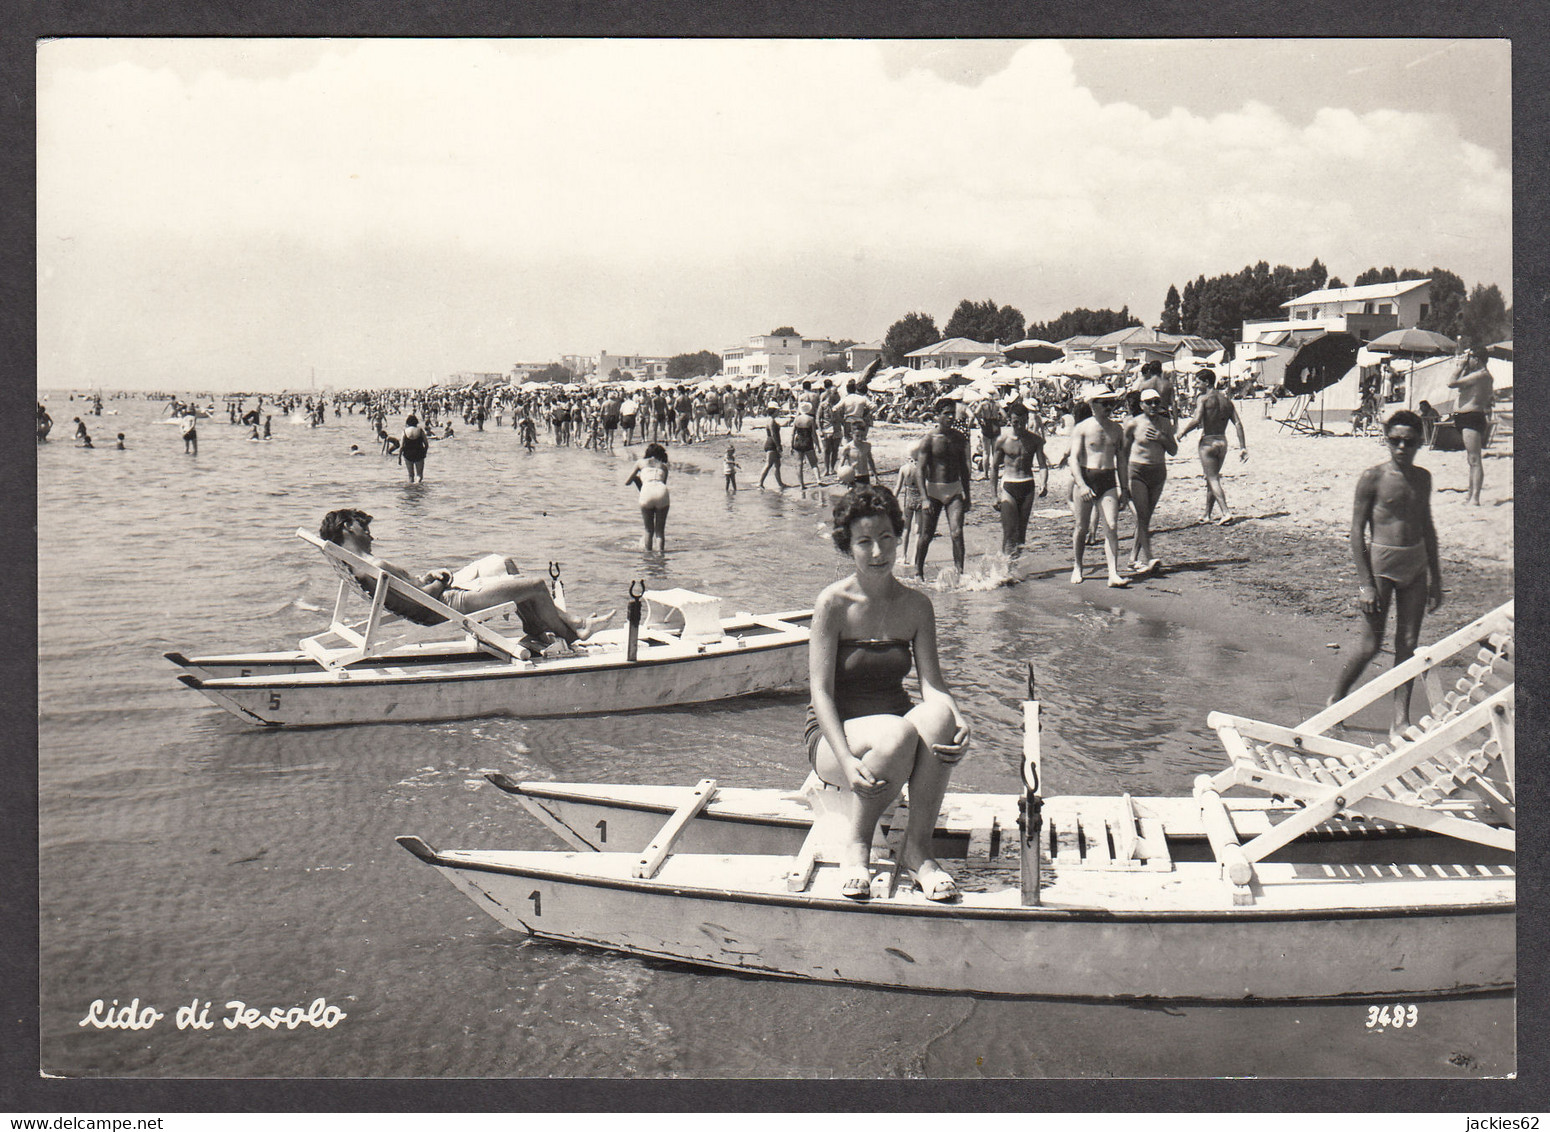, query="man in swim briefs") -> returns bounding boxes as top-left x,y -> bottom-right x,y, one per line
1327,411 -> 1442,739
989,400 -> 1049,558
1068,387 -> 1130,587
911,398 -> 974,578
1177,368 -> 1246,524
318,509 -> 612,651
